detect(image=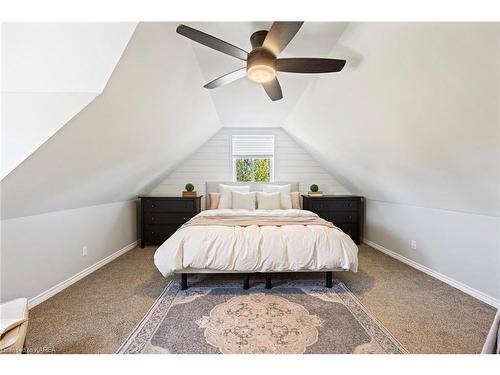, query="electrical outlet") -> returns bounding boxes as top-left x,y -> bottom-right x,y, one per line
410,240 -> 417,250
82,246 -> 88,257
